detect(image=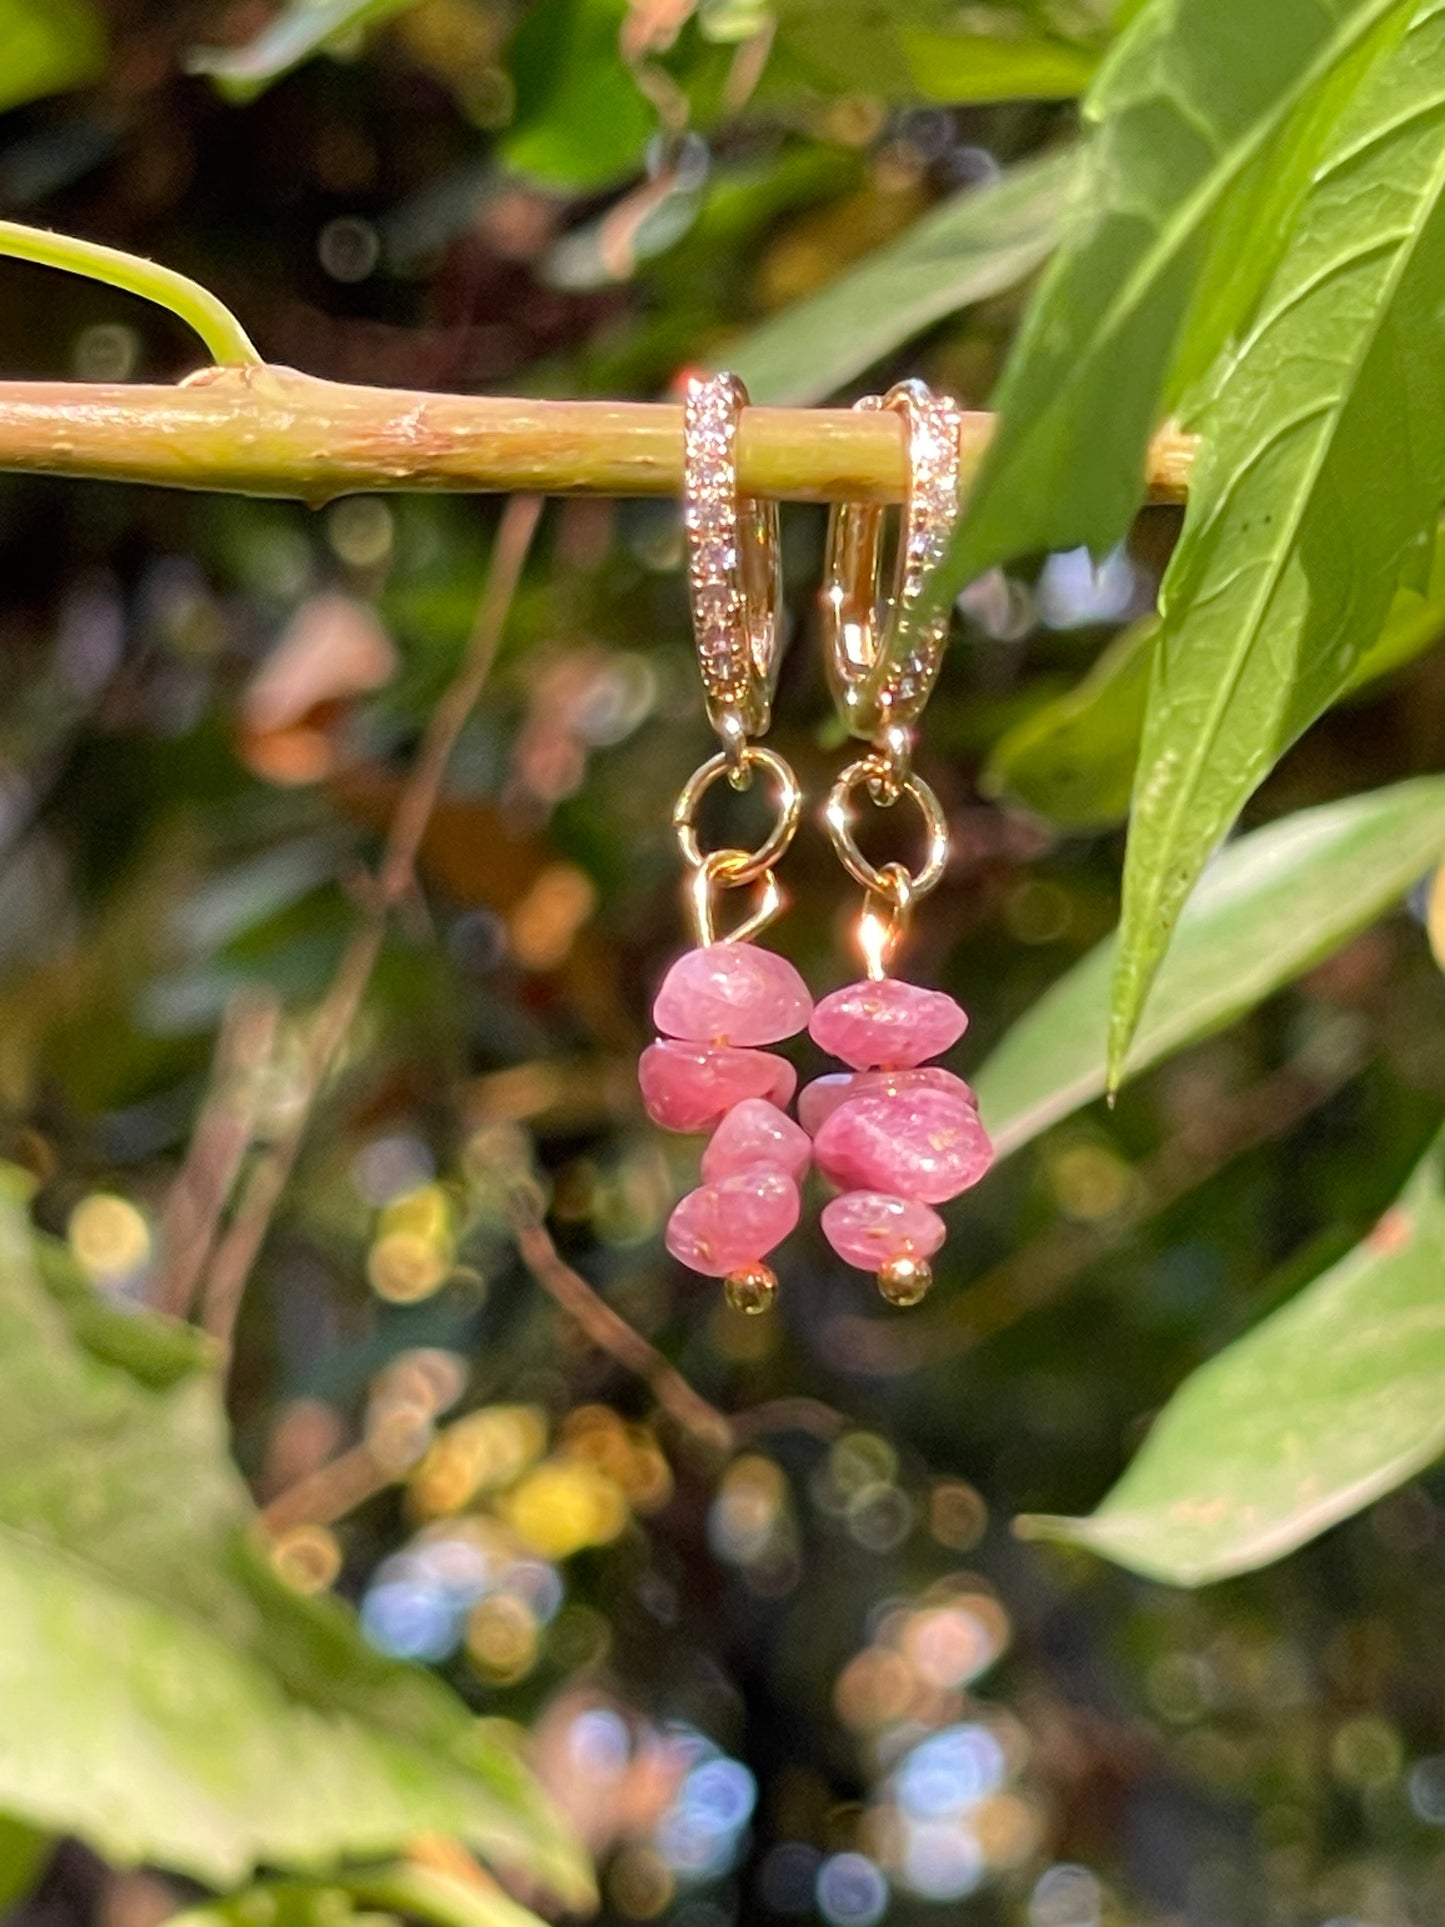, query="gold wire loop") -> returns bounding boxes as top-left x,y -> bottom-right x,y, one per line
824,753 -> 949,902
872,860 -> 915,915
858,862 -> 914,981
688,854 -> 785,947
819,378 -> 962,743
684,371 -> 784,744
674,743 -> 802,889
